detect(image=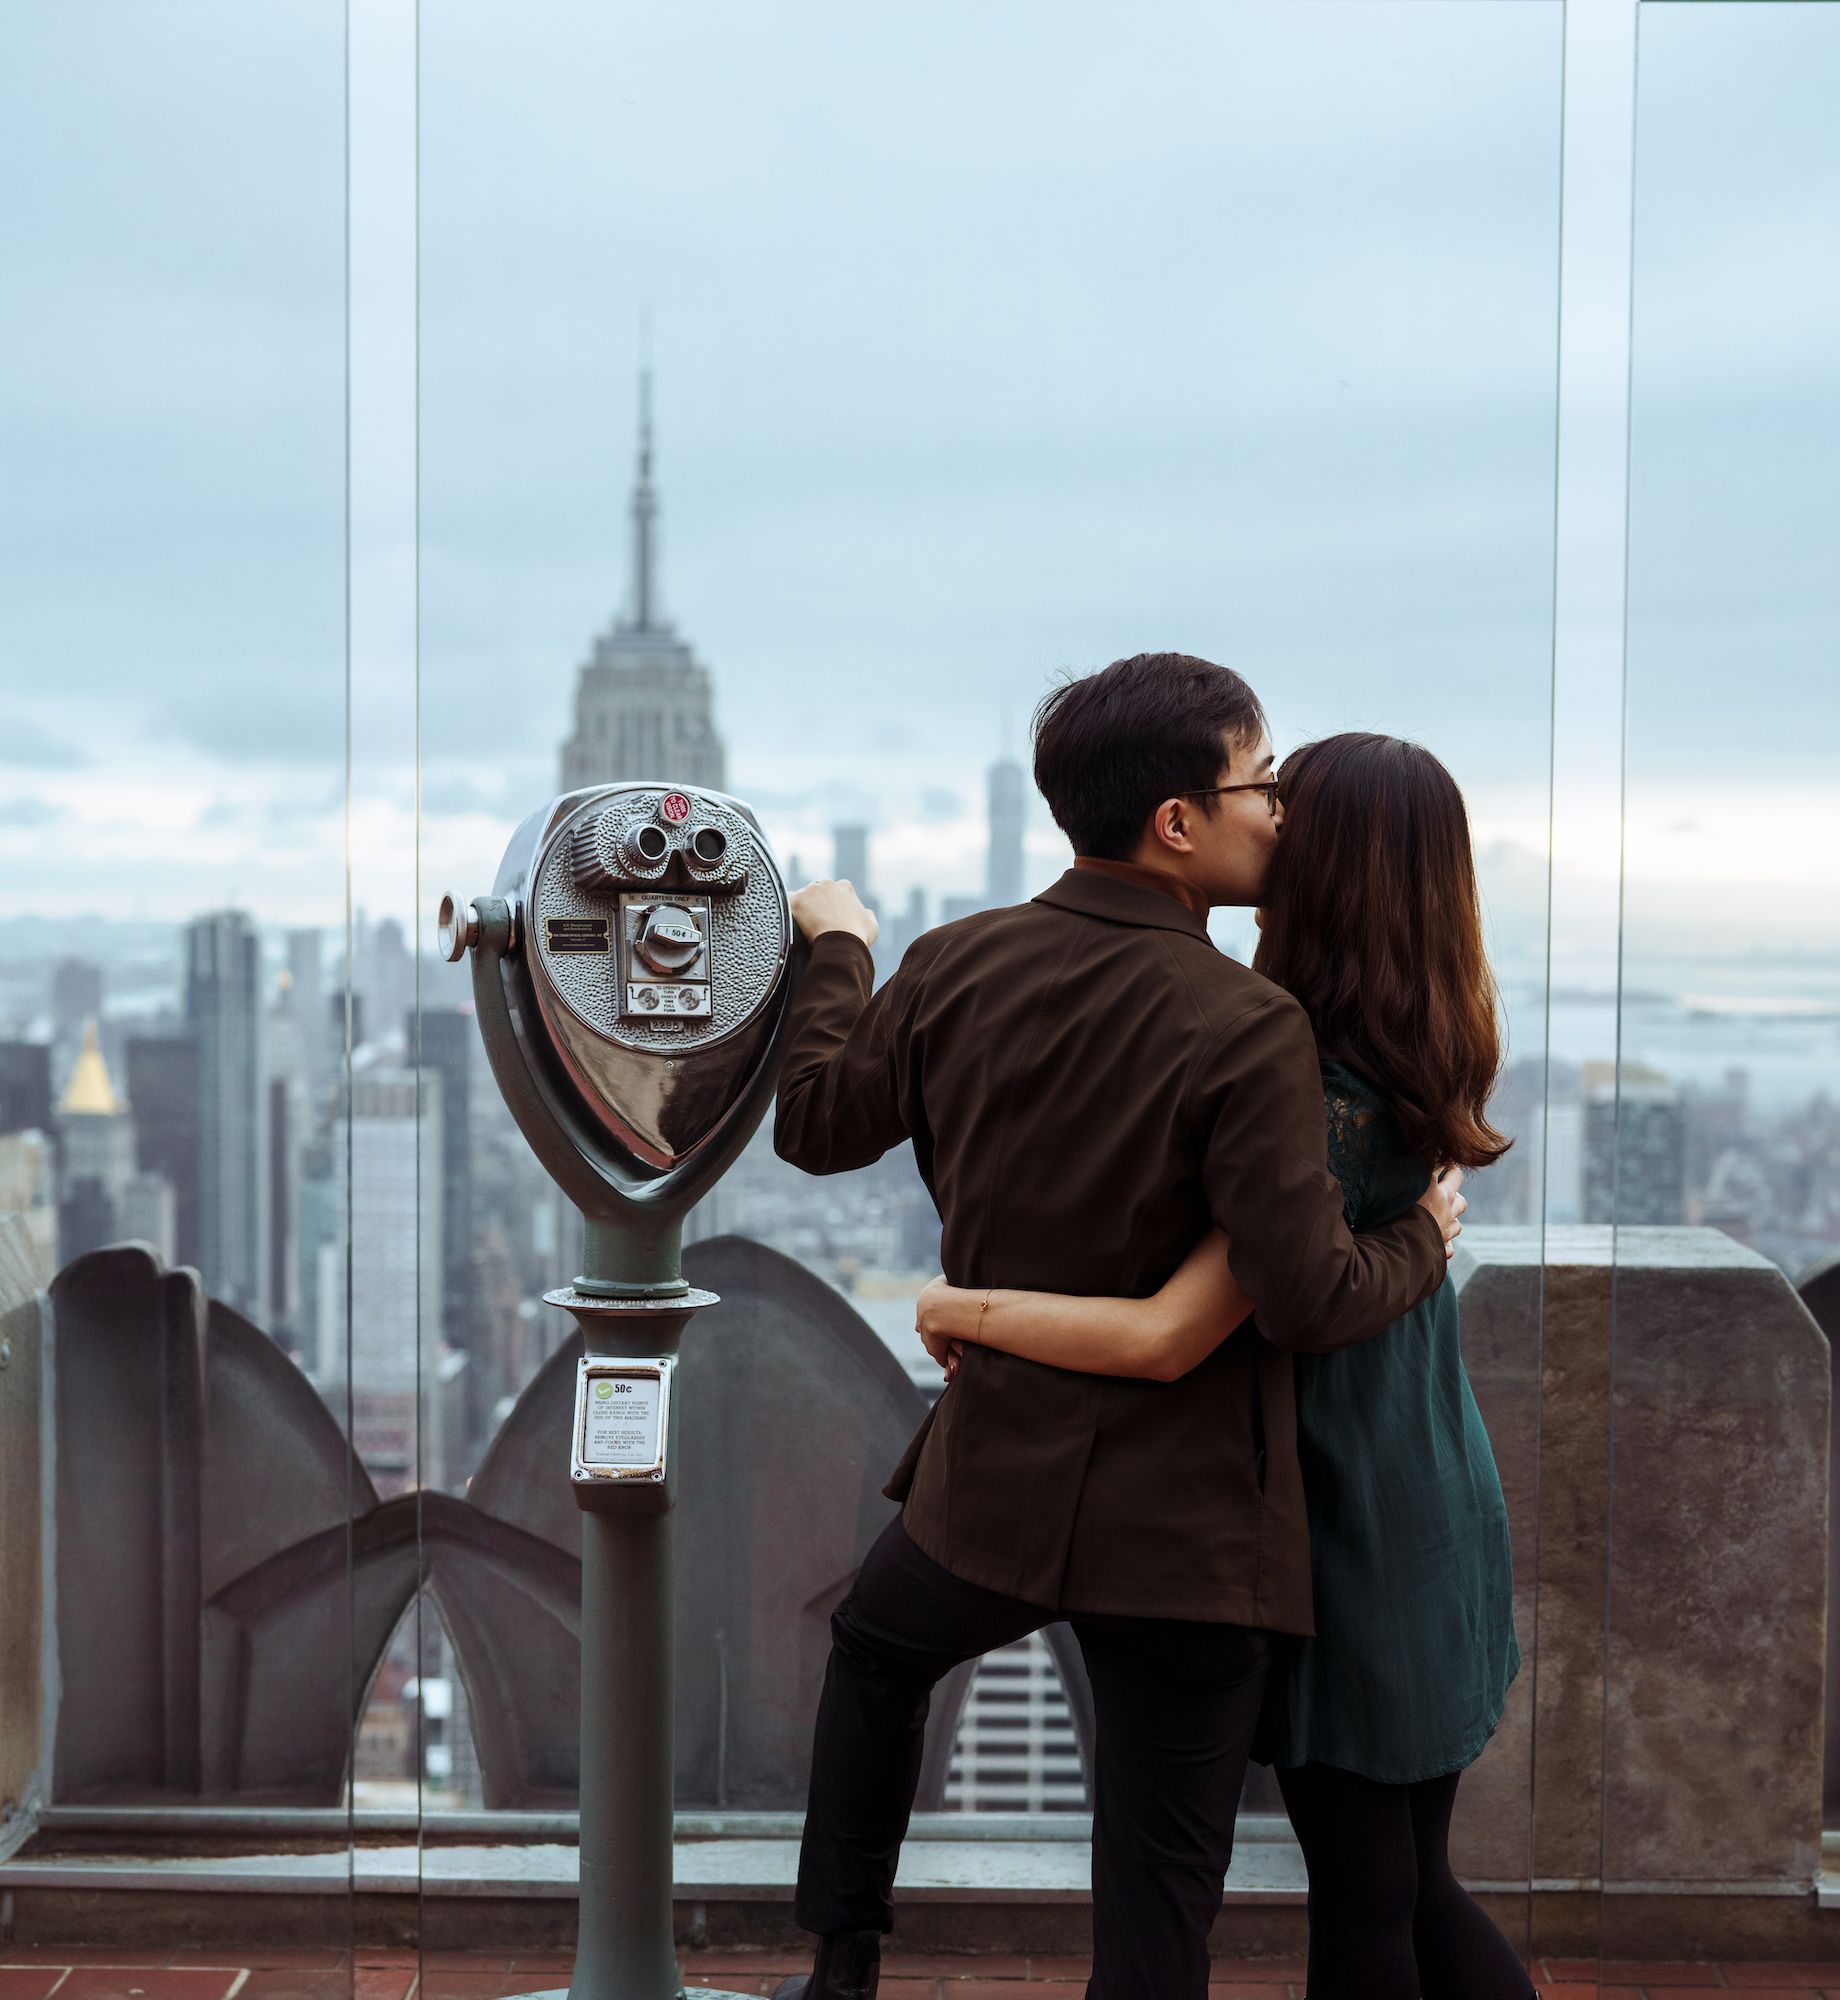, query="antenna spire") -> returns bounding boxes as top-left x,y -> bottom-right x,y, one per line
630,322 -> 658,630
